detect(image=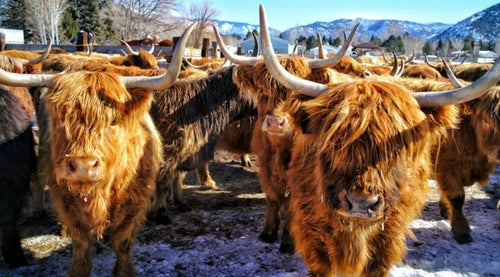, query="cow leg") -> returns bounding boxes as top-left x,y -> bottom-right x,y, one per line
196,161 -> 219,190
278,202 -> 295,254
150,169 -> 173,225
30,172 -> 45,217
437,178 -> 472,243
1,221 -> 27,268
259,198 -> 280,243
109,221 -> 139,277
447,194 -> 472,243
172,171 -> 191,212
67,231 -> 92,277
